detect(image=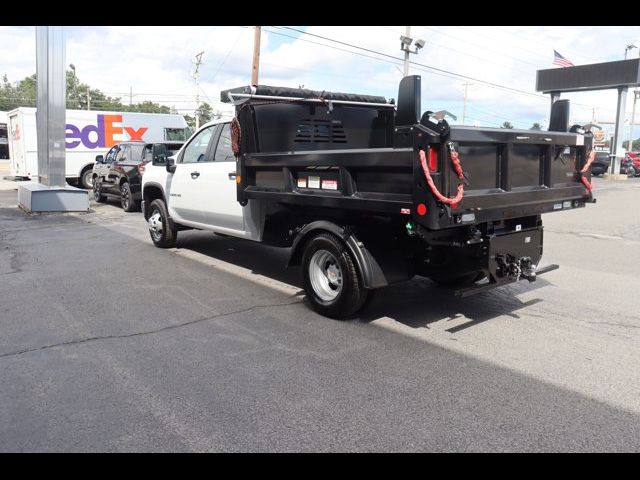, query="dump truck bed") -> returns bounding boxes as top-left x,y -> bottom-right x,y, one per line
237,125 -> 591,229
225,77 -> 592,230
